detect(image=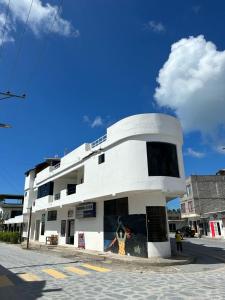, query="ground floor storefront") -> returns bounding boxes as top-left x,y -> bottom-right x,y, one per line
24,191 -> 172,258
